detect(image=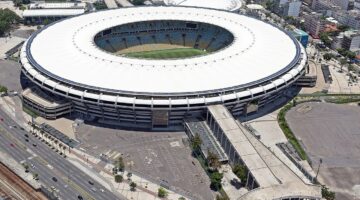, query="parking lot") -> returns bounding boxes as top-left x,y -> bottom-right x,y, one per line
286,102 -> 360,200
75,124 -> 215,200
